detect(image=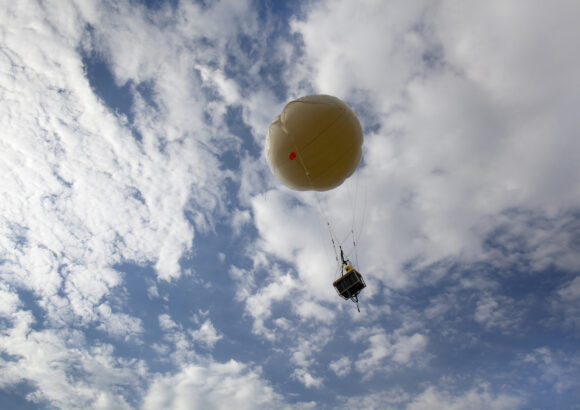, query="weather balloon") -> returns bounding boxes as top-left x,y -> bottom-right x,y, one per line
265,95 -> 363,191
265,94 -> 367,311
